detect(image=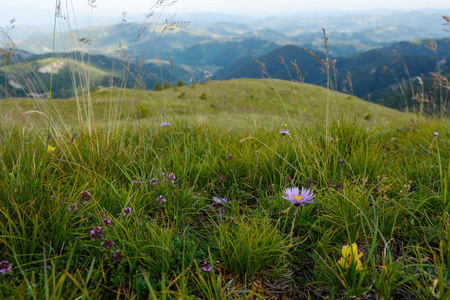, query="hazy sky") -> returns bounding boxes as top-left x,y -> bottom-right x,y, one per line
2,0 -> 449,29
